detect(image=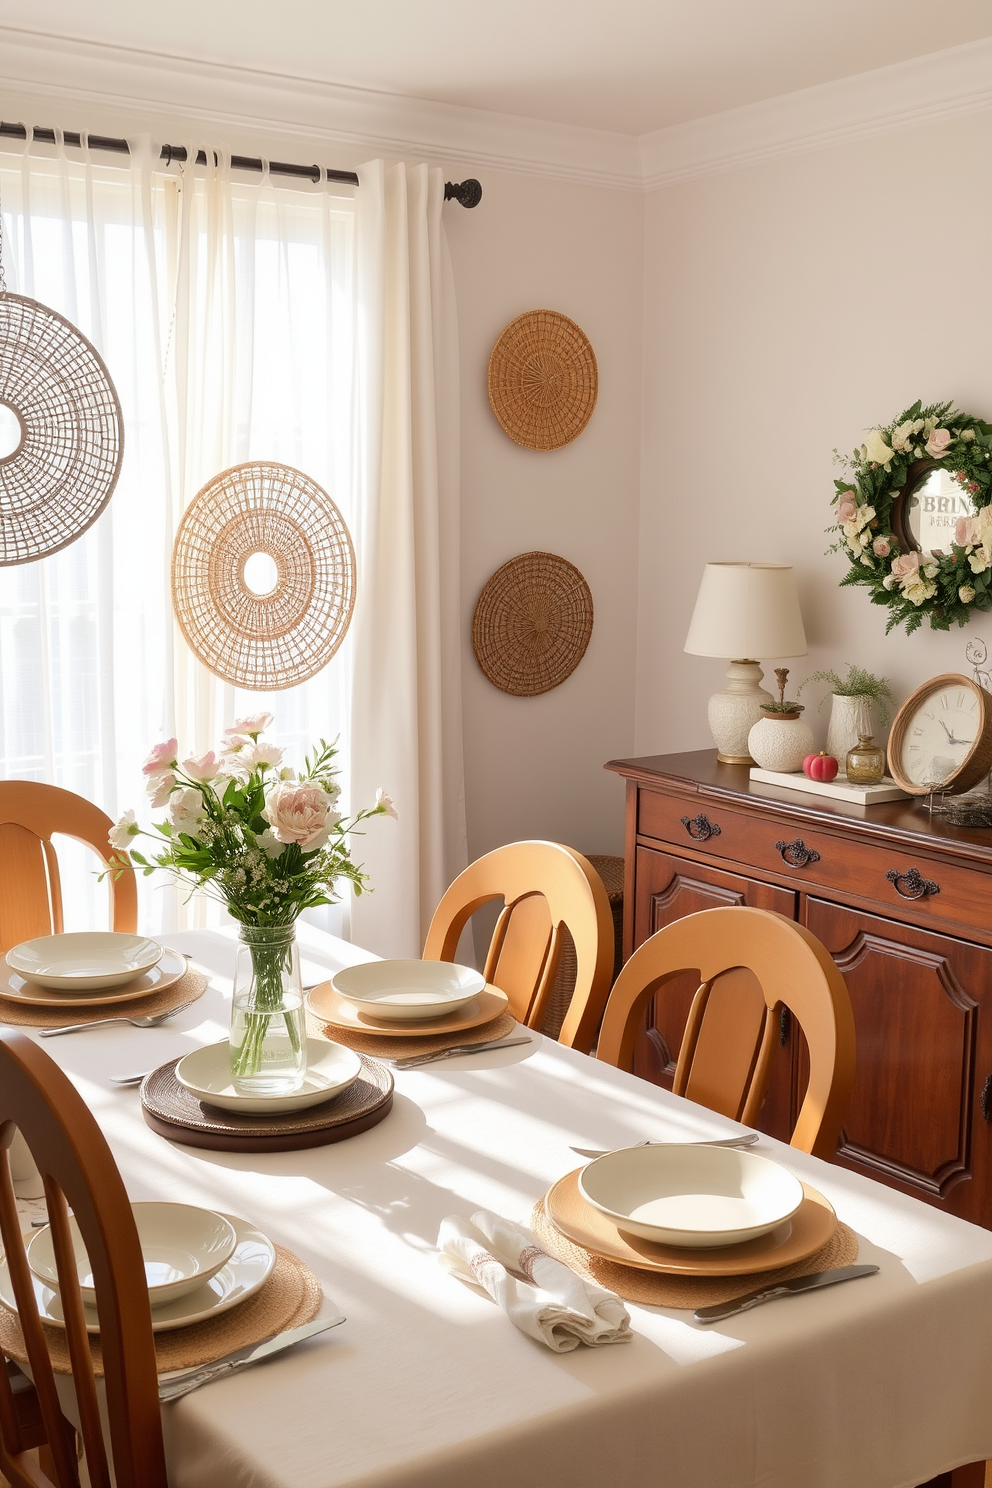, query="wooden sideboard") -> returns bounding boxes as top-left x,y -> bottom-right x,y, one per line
605,749 -> 992,1229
